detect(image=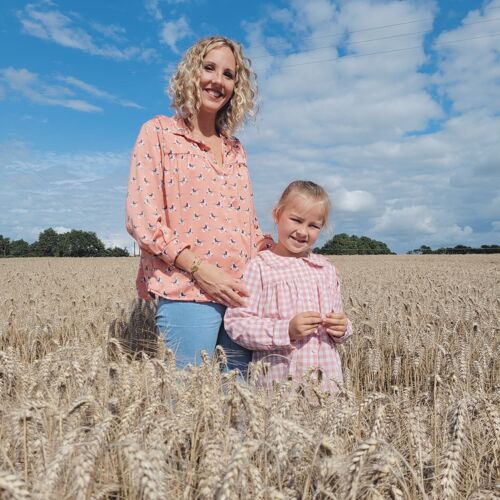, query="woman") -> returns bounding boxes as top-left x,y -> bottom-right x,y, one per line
126,36 -> 271,371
